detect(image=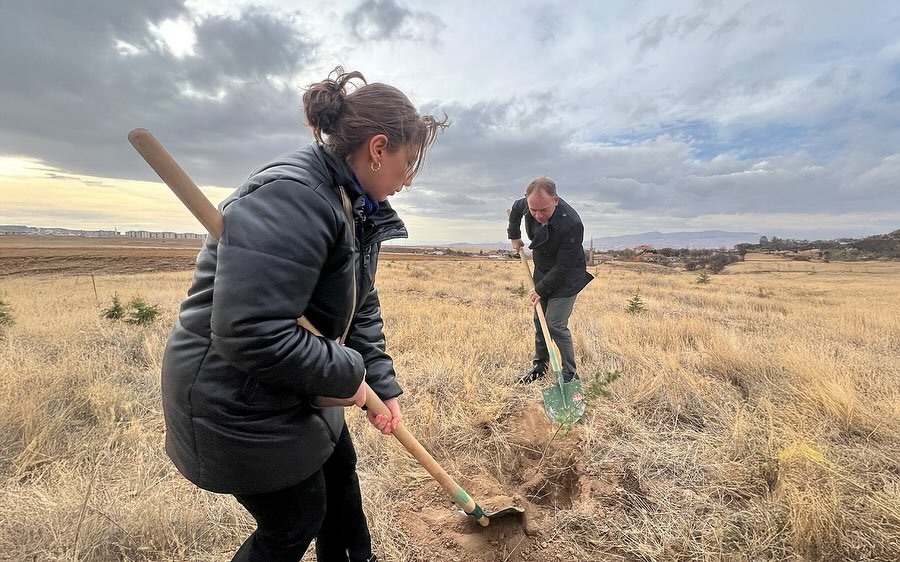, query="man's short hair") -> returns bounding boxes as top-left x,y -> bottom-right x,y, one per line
525,176 -> 557,197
